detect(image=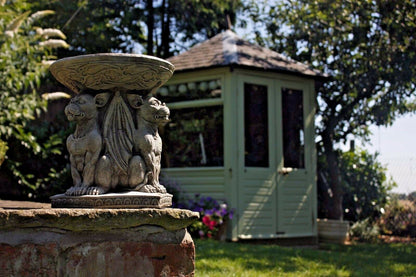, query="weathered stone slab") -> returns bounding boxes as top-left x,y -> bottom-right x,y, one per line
0,199 -> 50,209
0,207 -> 198,232
50,191 -> 172,208
0,207 -> 199,276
